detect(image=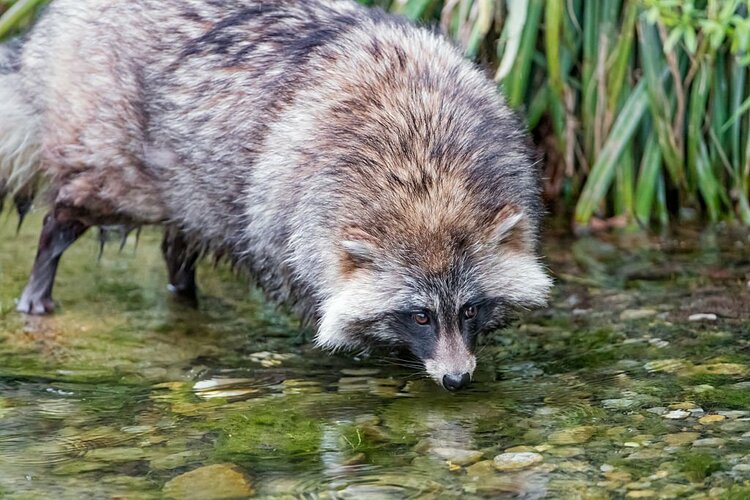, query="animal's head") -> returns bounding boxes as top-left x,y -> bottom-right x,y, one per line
315,202 -> 552,391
